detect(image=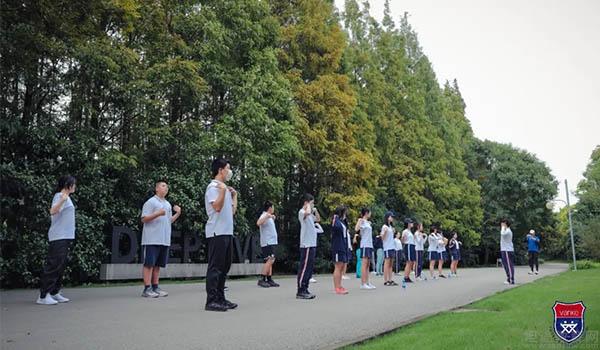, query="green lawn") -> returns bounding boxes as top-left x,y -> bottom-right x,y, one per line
347,269 -> 600,350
